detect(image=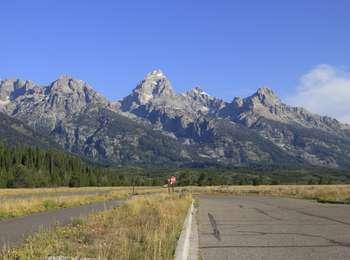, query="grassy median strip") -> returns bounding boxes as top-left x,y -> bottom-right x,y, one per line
0,187 -> 115,197
0,187 -> 165,220
190,185 -> 350,204
2,193 -> 192,260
